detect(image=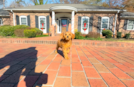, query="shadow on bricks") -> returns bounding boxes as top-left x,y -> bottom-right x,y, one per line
0,47 -> 48,87
57,50 -> 64,58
